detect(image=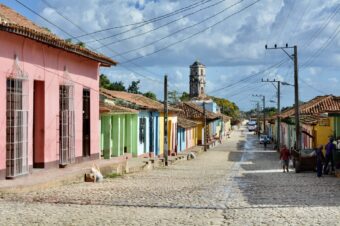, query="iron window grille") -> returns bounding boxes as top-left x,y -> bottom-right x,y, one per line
6,56 -> 29,178
59,69 -> 75,166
